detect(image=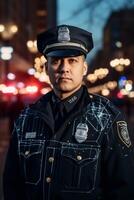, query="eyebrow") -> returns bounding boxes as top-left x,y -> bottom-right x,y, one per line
48,55 -> 84,62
